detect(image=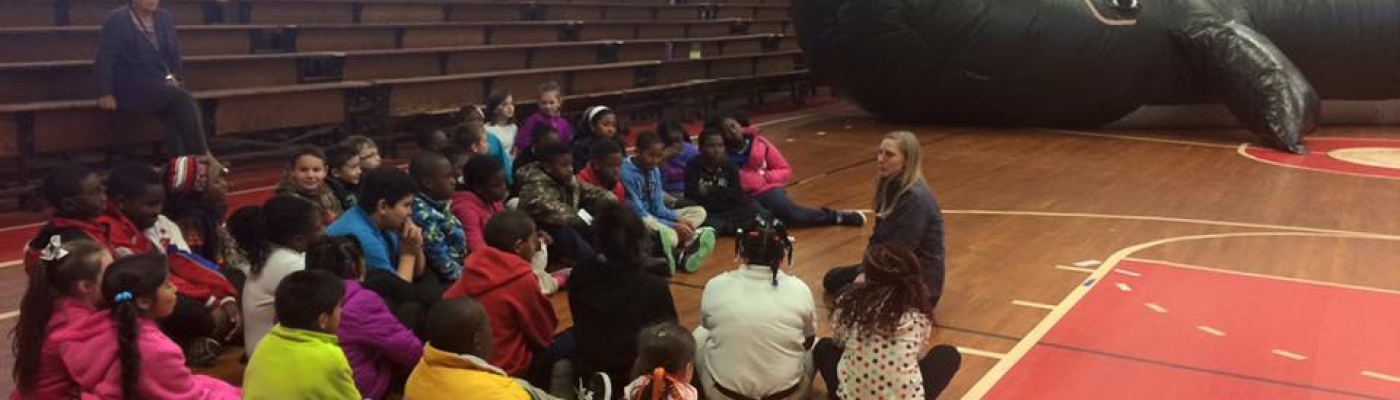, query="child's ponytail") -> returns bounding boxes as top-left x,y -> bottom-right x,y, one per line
11,237 -> 105,395
101,254 -> 172,400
